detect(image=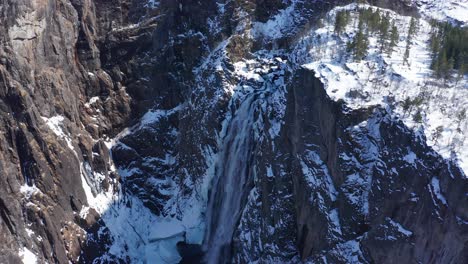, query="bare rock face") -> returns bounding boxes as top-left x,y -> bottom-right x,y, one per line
279,69 -> 467,263
0,0 -> 466,264
0,0 -> 131,262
